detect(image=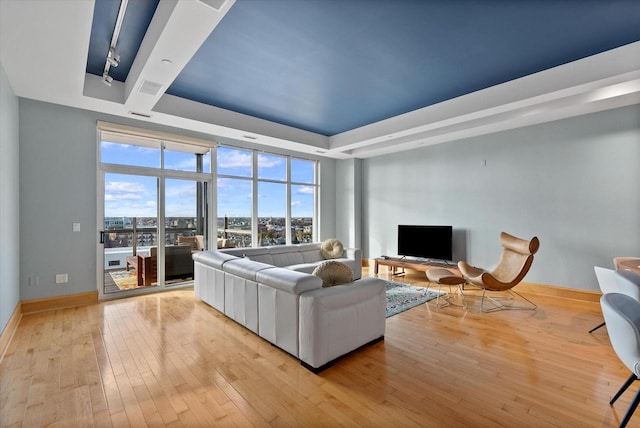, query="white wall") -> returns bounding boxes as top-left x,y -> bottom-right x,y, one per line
18,99 -> 337,301
335,158 -> 362,248
362,104 -> 640,291
0,62 -> 20,334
